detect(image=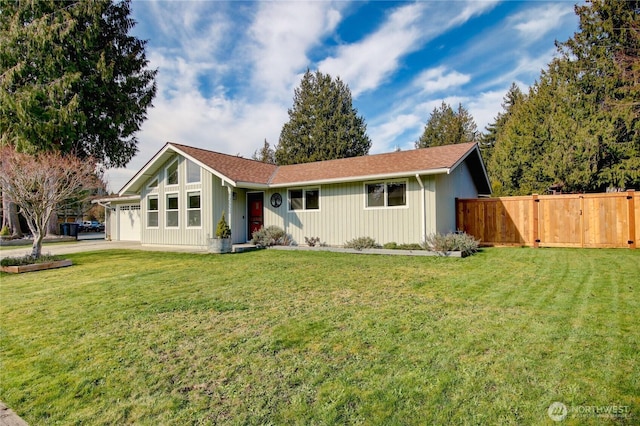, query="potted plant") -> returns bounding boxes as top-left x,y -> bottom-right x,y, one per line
209,211 -> 232,254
